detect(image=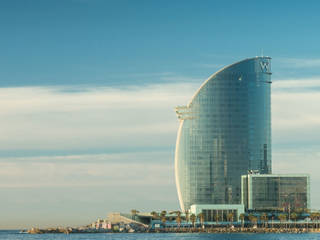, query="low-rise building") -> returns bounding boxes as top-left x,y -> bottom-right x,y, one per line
241,173 -> 310,211
190,204 -> 245,222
